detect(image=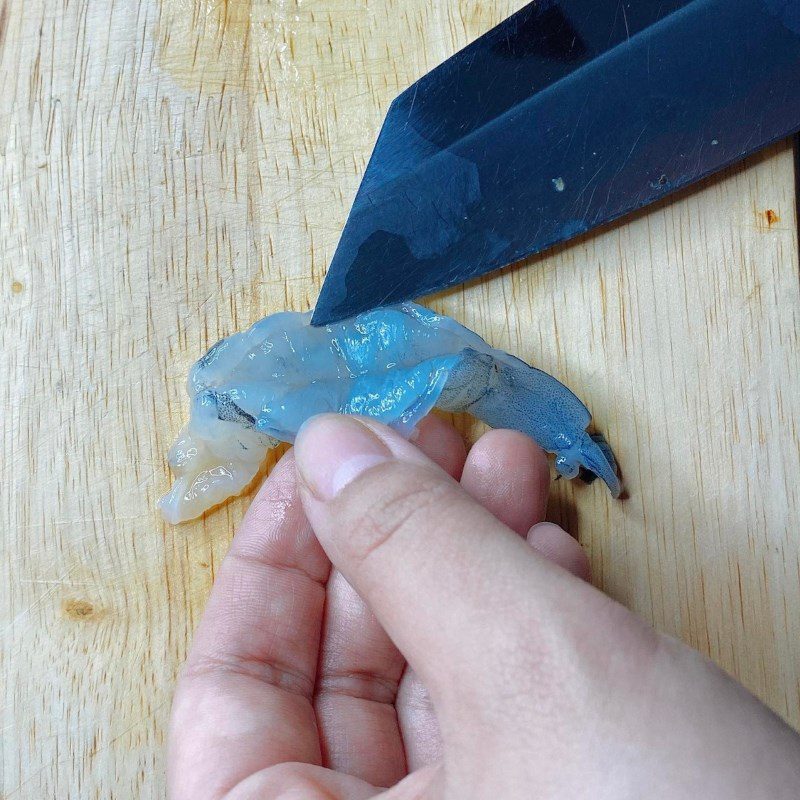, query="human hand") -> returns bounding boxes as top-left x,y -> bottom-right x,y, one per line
168,414 -> 800,799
